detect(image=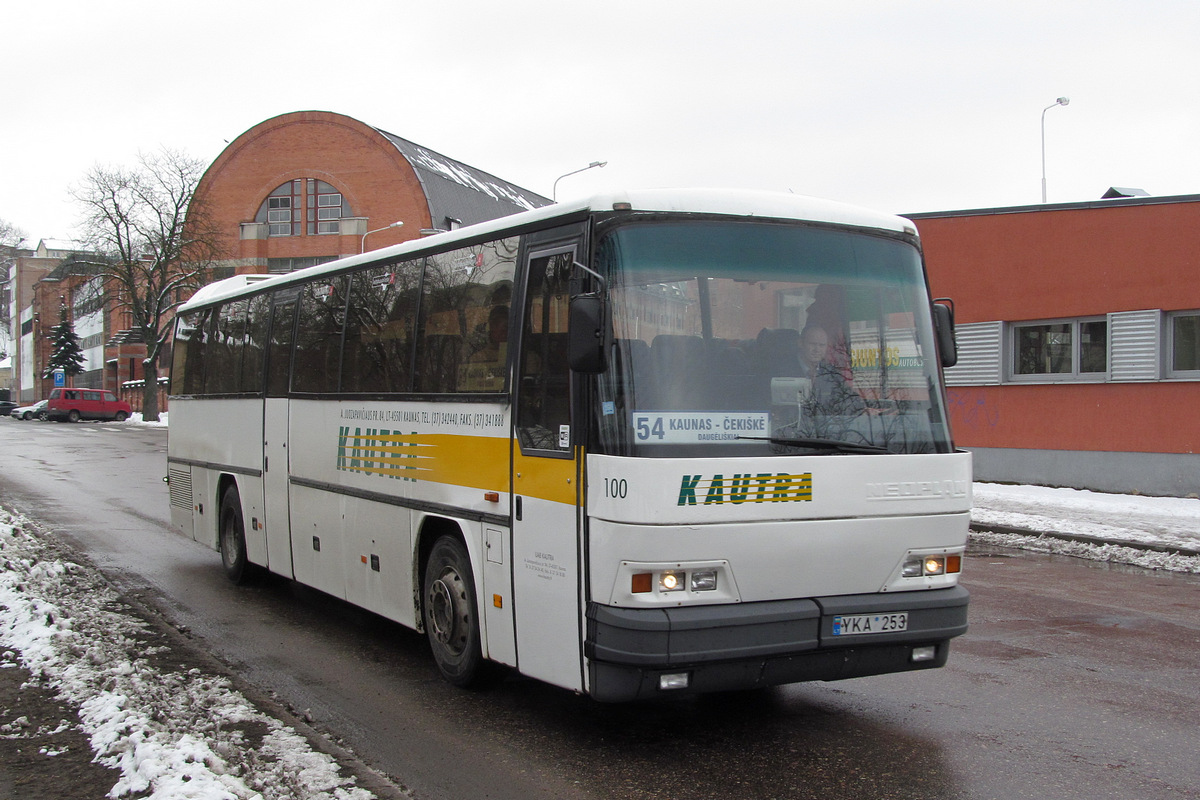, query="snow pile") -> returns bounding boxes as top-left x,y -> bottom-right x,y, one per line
971,483 -> 1200,573
0,507 -> 376,800
970,529 -> 1200,573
